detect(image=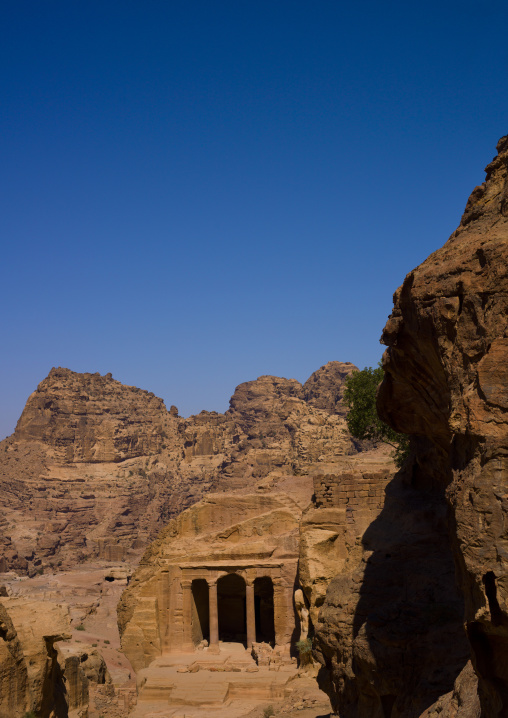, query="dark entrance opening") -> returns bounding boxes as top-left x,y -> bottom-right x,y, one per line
217,573 -> 246,645
191,579 -> 209,646
254,576 -> 275,646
